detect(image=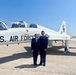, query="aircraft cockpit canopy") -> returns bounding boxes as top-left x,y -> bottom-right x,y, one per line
11,21 -> 27,28
0,22 -> 7,30
29,24 -> 37,28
